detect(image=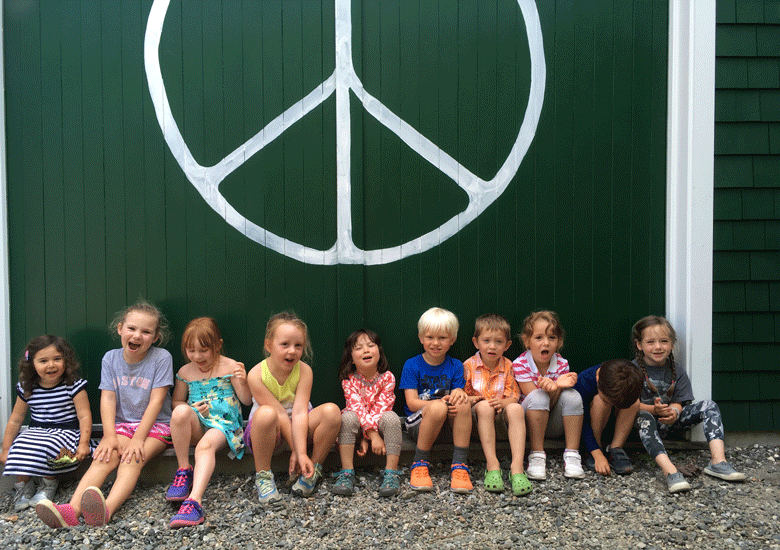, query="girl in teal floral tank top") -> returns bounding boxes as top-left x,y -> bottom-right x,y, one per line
167,318 -> 252,528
